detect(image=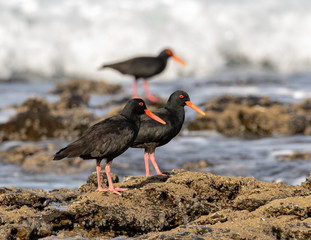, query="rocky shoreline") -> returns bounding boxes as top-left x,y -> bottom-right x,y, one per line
189,95 -> 311,138
1,79 -> 311,239
1,170 -> 311,239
